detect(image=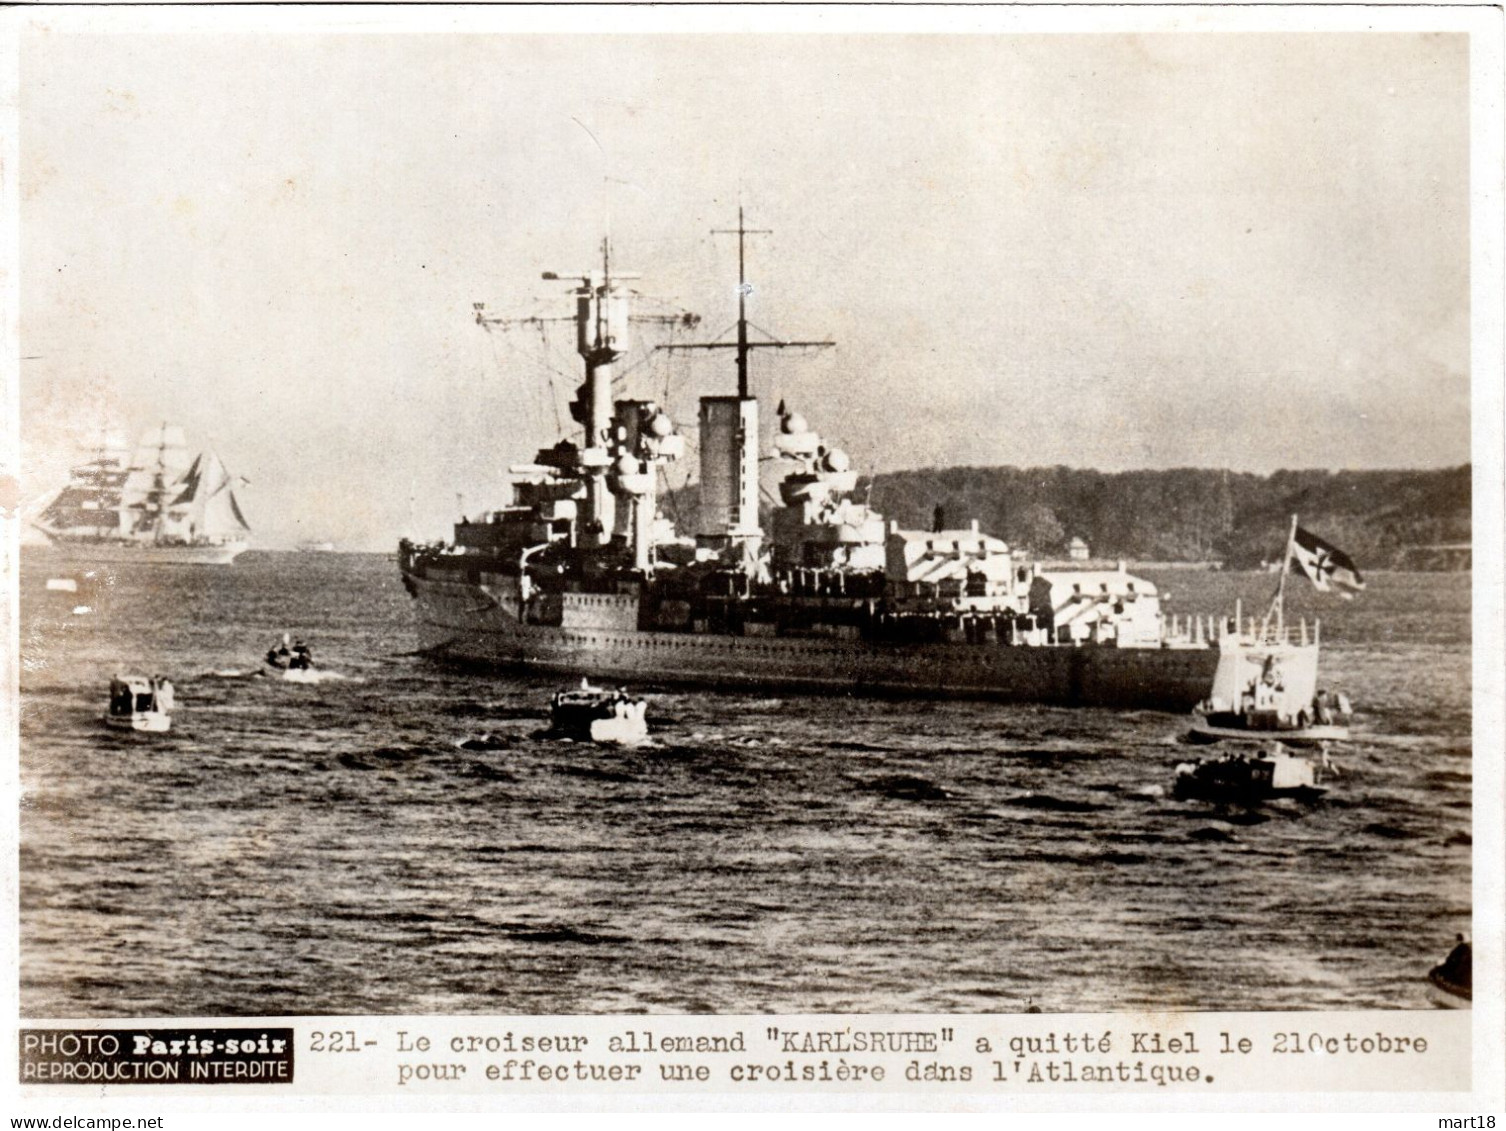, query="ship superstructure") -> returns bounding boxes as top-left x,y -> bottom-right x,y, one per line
399,215 -> 1234,708
36,425 -> 251,565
